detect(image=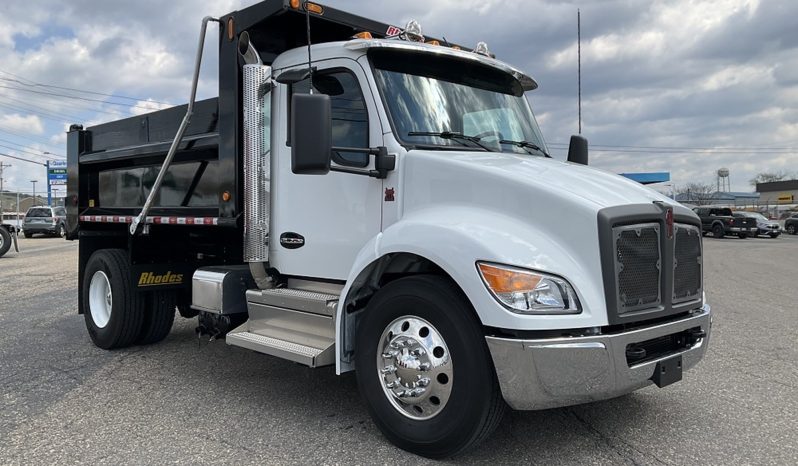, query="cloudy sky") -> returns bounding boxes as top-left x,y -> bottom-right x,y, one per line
0,0 -> 796,198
